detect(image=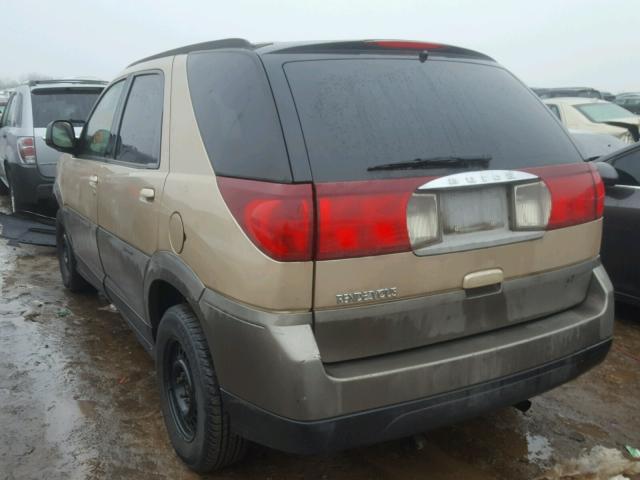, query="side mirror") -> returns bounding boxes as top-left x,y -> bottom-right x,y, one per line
595,161 -> 619,187
45,120 -> 76,153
